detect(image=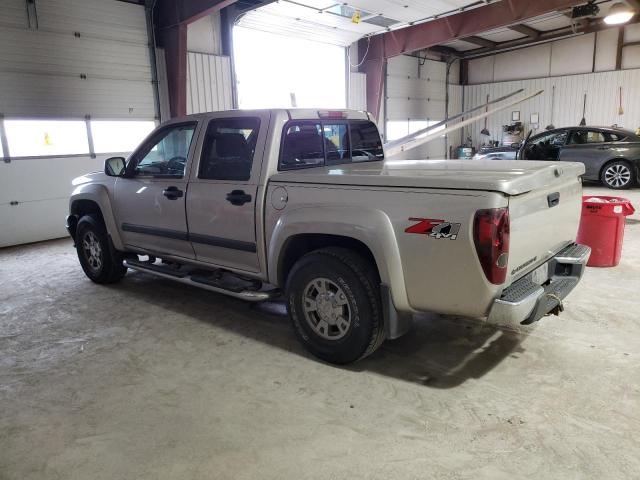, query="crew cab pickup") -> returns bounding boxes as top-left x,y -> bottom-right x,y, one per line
67,109 -> 590,364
